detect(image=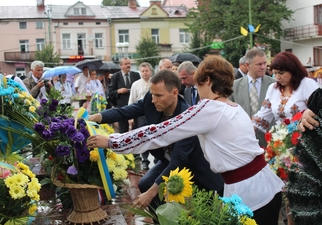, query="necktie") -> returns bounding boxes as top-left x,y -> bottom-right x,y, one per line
250,79 -> 259,116
125,74 -> 131,89
191,87 -> 196,105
